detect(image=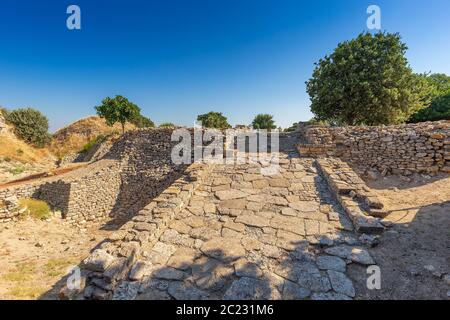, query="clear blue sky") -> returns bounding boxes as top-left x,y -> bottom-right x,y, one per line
0,0 -> 449,131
